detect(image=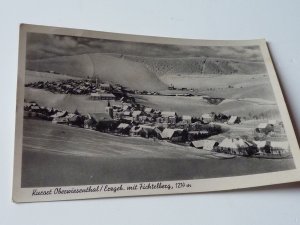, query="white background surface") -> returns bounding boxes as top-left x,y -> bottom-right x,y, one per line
1,0 -> 300,224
